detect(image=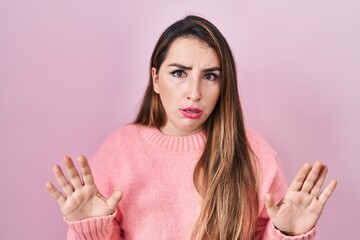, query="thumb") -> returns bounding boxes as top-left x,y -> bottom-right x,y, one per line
265,193 -> 278,218
107,190 -> 123,211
